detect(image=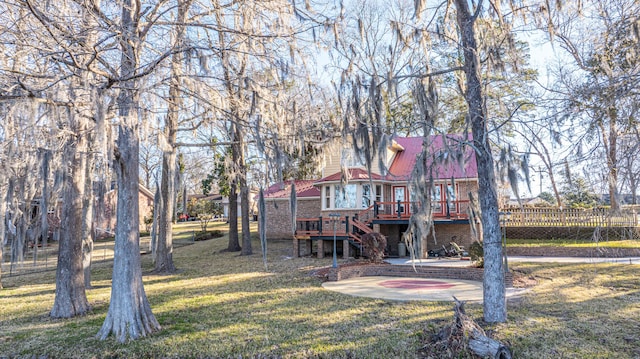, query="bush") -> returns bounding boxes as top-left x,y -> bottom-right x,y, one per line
469,240 -> 484,267
194,230 -> 224,241
360,232 -> 387,263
